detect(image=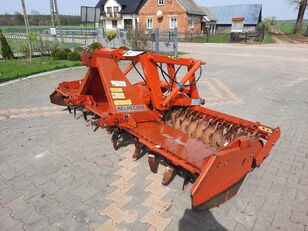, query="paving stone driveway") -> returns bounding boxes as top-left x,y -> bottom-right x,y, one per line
0,43 -> 308,231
